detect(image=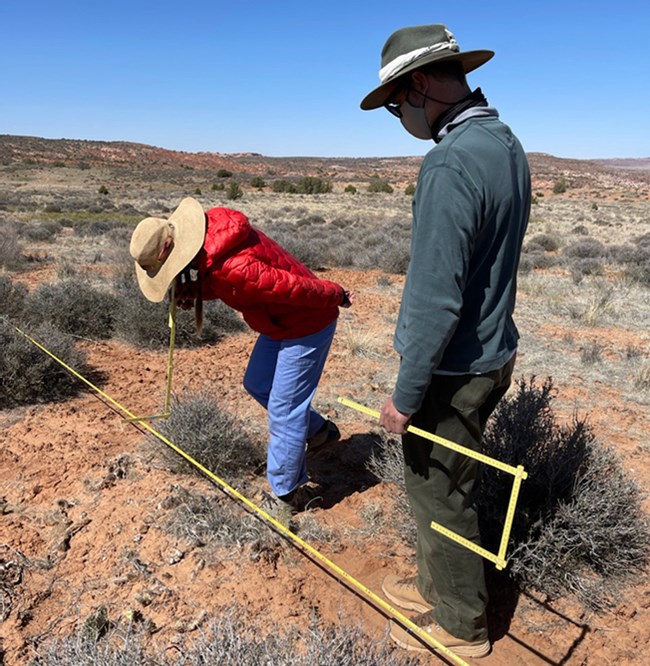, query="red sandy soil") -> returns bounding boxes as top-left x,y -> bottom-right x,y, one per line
1,267 -> 649,666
